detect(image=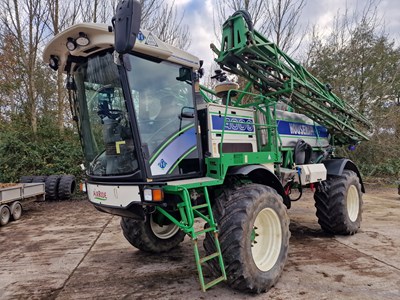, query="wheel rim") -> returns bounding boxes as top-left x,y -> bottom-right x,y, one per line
1,206 -> 10,225
150,216 -> 180,239
347,185 -> 359,222
251,208 -> 282,271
